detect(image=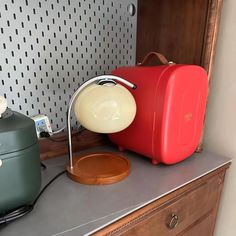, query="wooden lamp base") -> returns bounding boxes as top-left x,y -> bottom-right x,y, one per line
66,152 -> 131,185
